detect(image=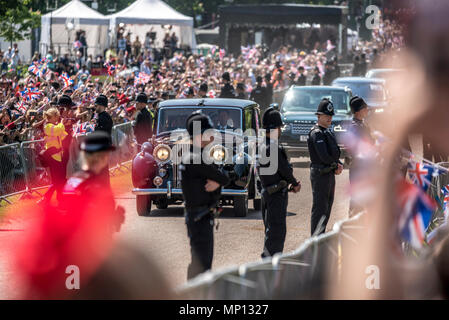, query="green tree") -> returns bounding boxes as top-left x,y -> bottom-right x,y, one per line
0,0 -> 41,46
